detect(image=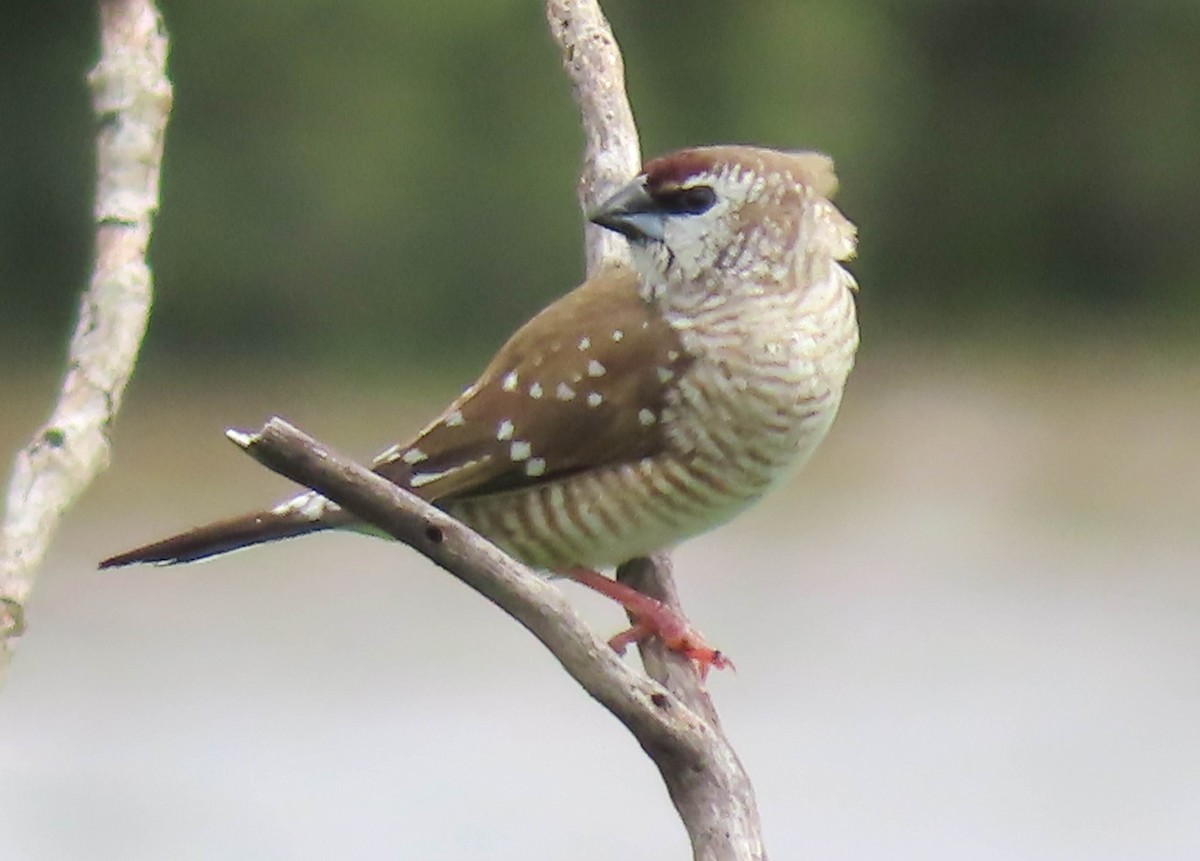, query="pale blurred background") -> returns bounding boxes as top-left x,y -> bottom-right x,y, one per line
2,2 -> 1199,859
